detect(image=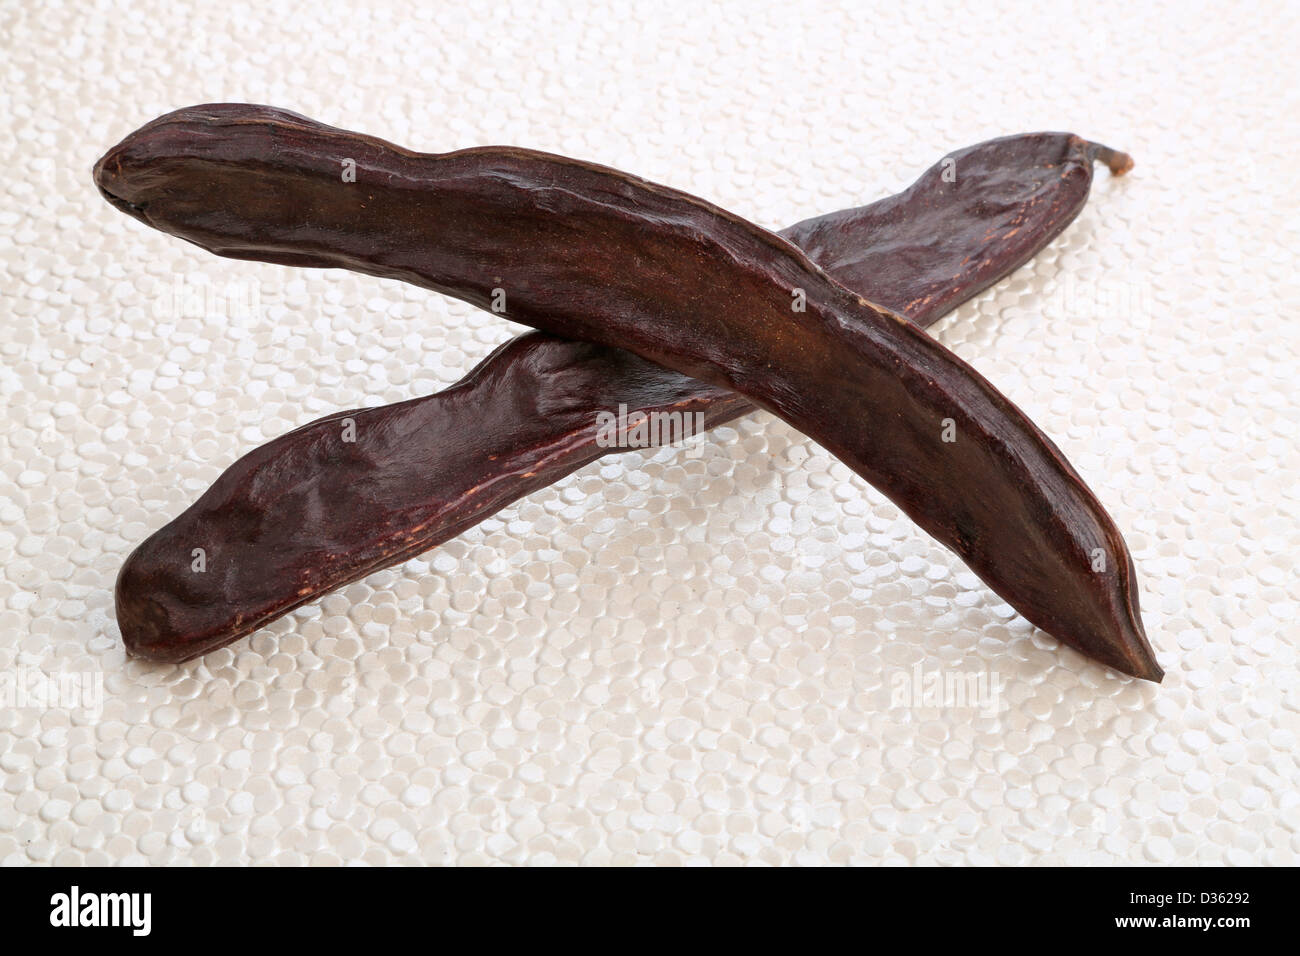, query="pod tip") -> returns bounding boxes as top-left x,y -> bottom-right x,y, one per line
1132,657 -> 1164,683
1112,626 -> 1164,683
